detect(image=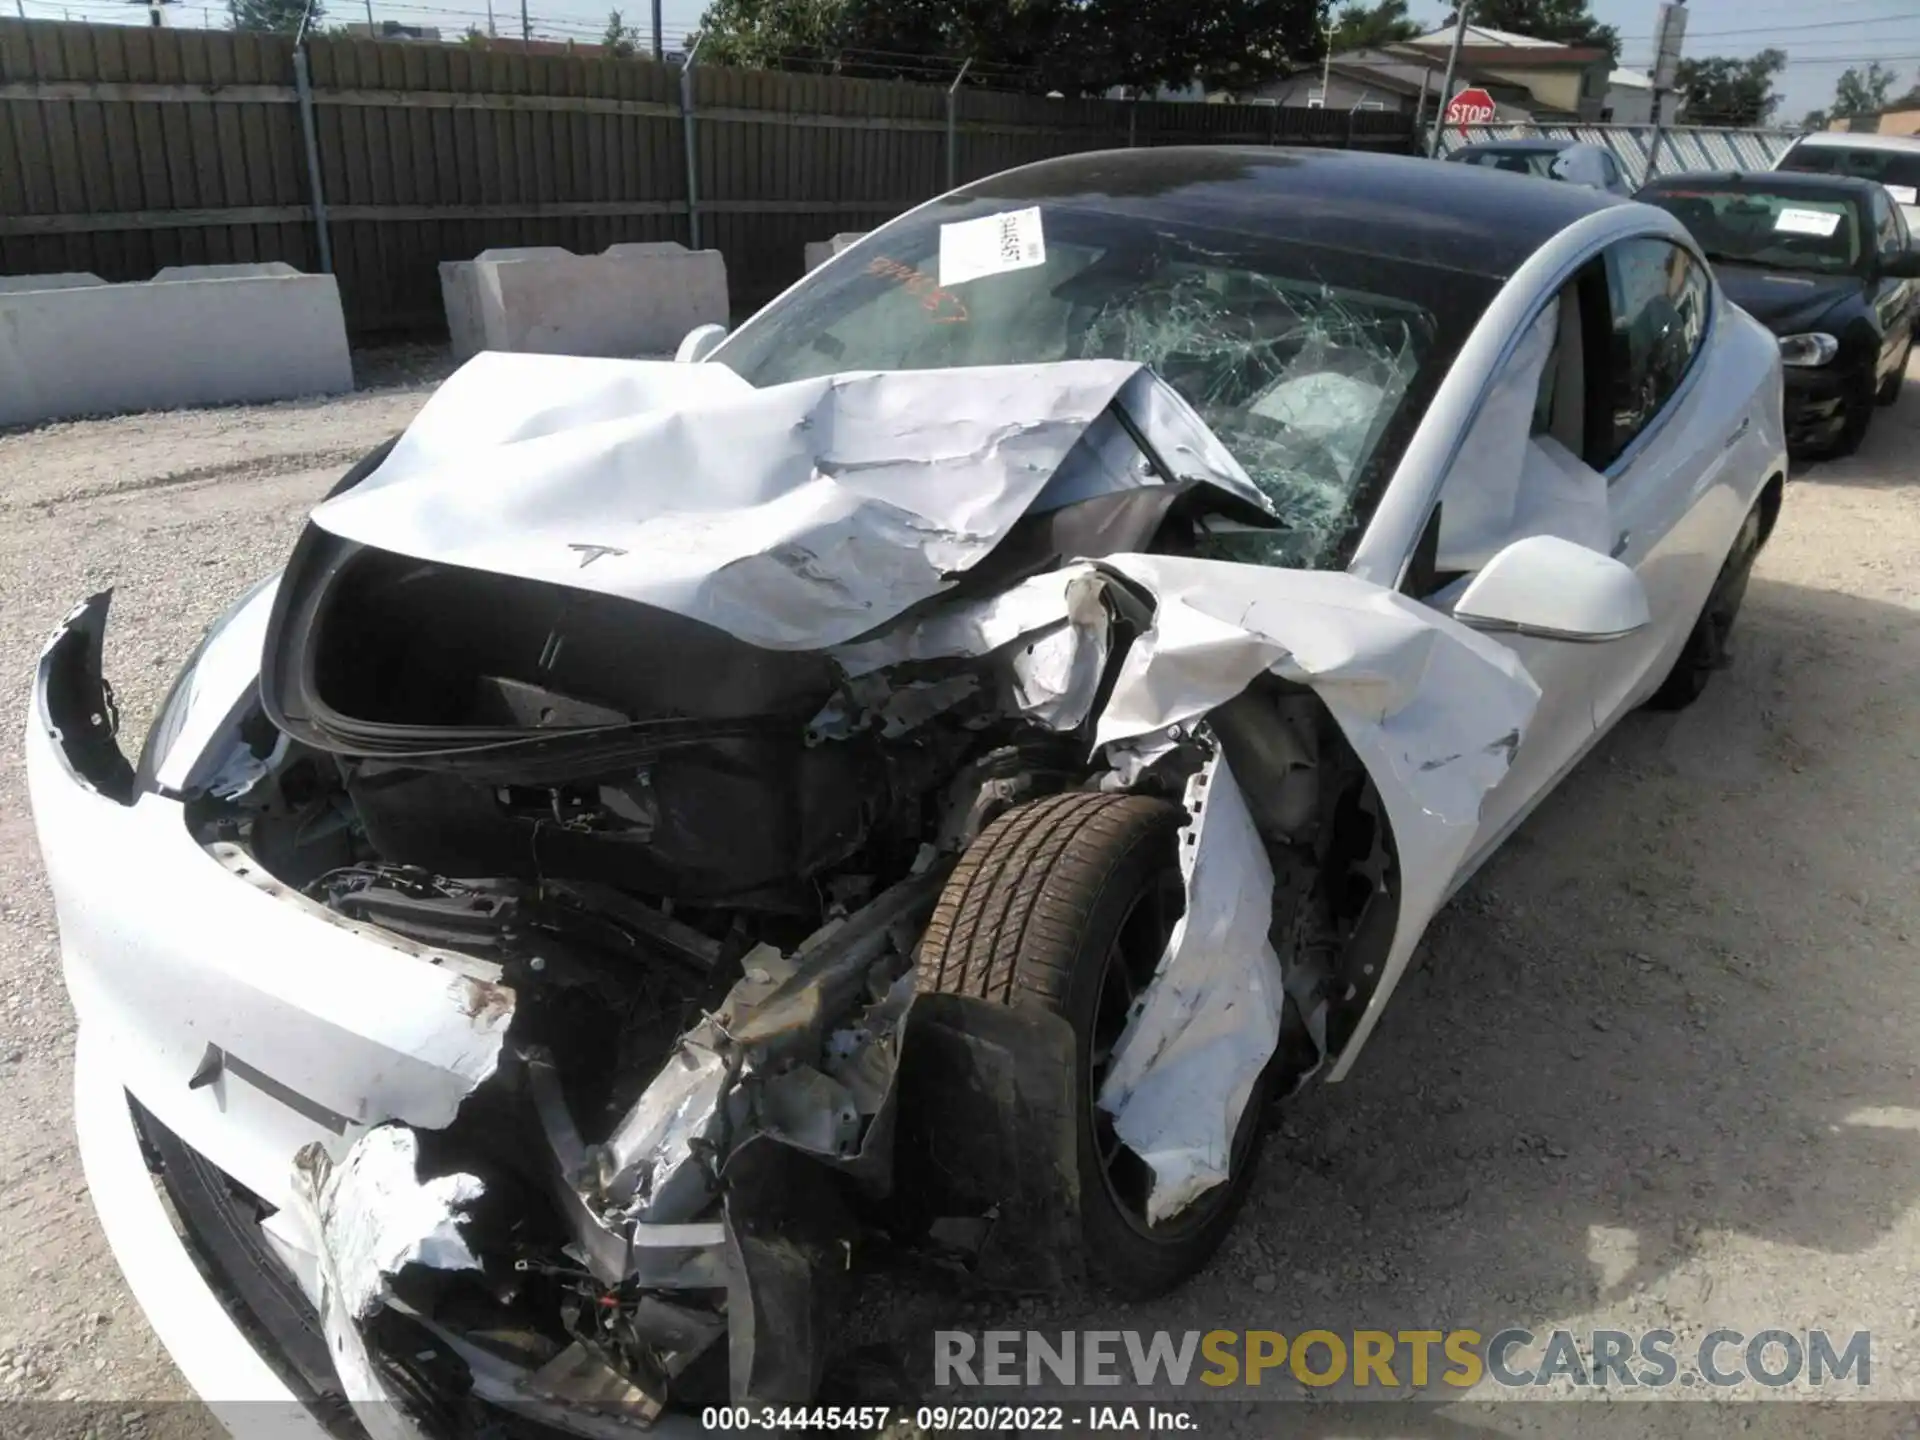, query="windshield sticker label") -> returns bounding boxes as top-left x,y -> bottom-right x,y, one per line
1775,207 -> 1843,237
938,207 -> 1046,287
1887,184 -> 1919,205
